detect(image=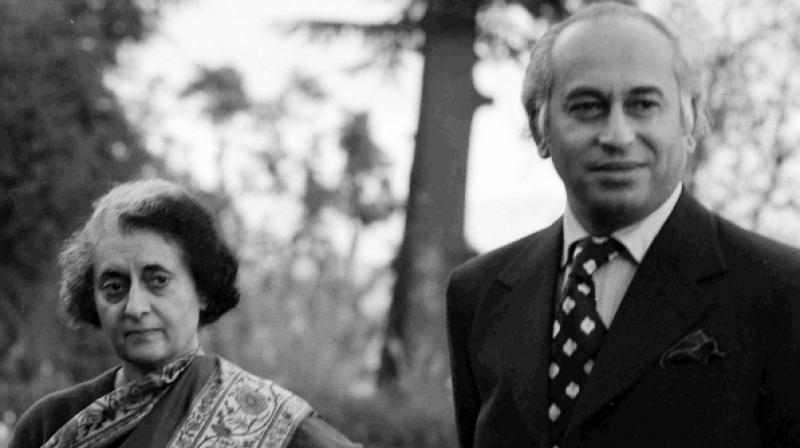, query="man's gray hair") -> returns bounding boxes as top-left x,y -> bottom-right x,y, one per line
521,1 -> 709,151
